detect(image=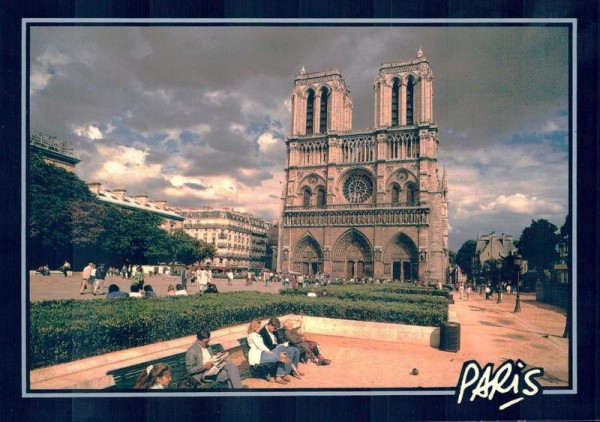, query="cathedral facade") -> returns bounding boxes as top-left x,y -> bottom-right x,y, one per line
278,48 -> 449,283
